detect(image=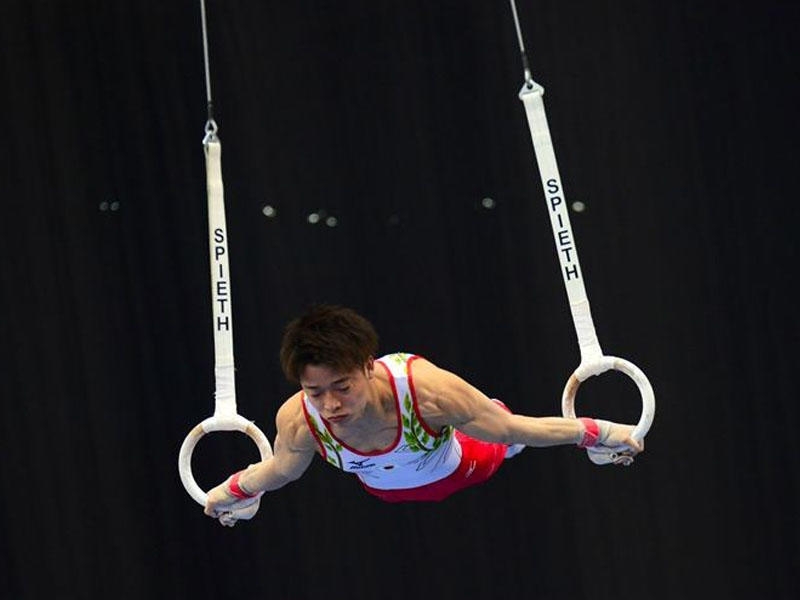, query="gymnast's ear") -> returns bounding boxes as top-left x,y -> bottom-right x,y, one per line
364,357 -> 375,378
